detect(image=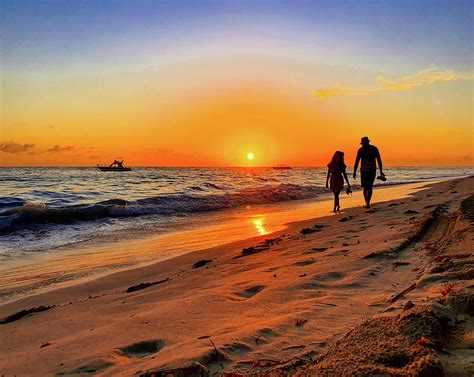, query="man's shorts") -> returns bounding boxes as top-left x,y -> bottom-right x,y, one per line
361,170 -> 376,188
